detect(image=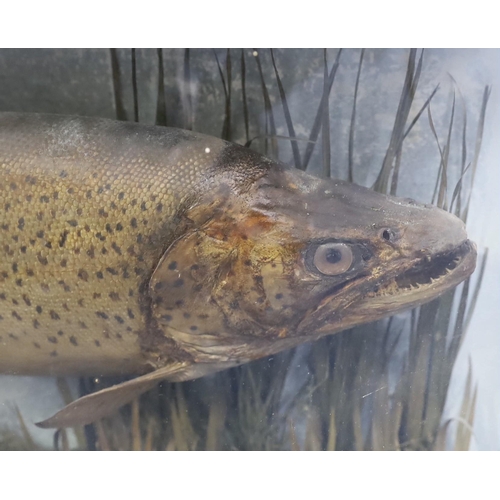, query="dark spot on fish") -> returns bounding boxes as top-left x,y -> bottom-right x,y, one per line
193,284 -> 203,292
59,230 -> 69,248
33,318 -> 40,329
118,192 -> 125,200
15,278 -> 22,287
8,333 -> 18,340
11,299 -> 18,305
131,218 -> 137,228
183,312 -> 191,319
173,278 -> 184,288
95,340 -> 101,347
49,310 -> 60,320
57,330 -> 64,336
136,234 -> 143,244
12,311 -> 22,321
59,170 -> 68,178
96,271 -> 104,279
116,333 -> 123,340
50,350 -> 58,357
103,331 -> 111,339
168,261 -> 177,270
109,292 -> 120,301
62,303 -> 70,311
93,293 -> 101,299
175,300 -> 184,307
190,264 -> 199,271
67,187 -> 74,195
22,295 -> 31,306
45,241 -> 52,249
53,191 -> 59,200
141,202 -> 147,211
256,297 -> 265,304
106,267 -> 118,276
27,269 -> 34,276
111,242 -> 122,255
78,269 -> 89,281
96,232 -> 106,241
96,311 -> 109,320
86,190 -> 92,199
161,314 -> 172,322
105,223 -> 113,234
1,224 -> 8,231
198,314 -> 209,319
154,282 -> 164,291
156,203 -> 163,213
9,182 -> 17,190
77,298 -> 84,307
114,315 -> 124,324
230,301 -> 240,310
36,305 -> 42,314
41,283 -> 50,292
86,247 -> 95,259
127,308 -> 135,319
40,195 -> 49,203
116,223 -> 123,231
47,336 -> 57,344
98,208 -> 108,217
69,336 -> 78,346
33,342 -> 41,349
275,293 -> 284,300
0,293 -> 6,301
11,263 -> 18,274
190,326 -> 198,331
